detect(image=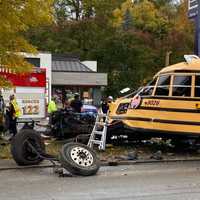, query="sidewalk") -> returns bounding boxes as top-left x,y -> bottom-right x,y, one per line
0,159 -> 16,168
